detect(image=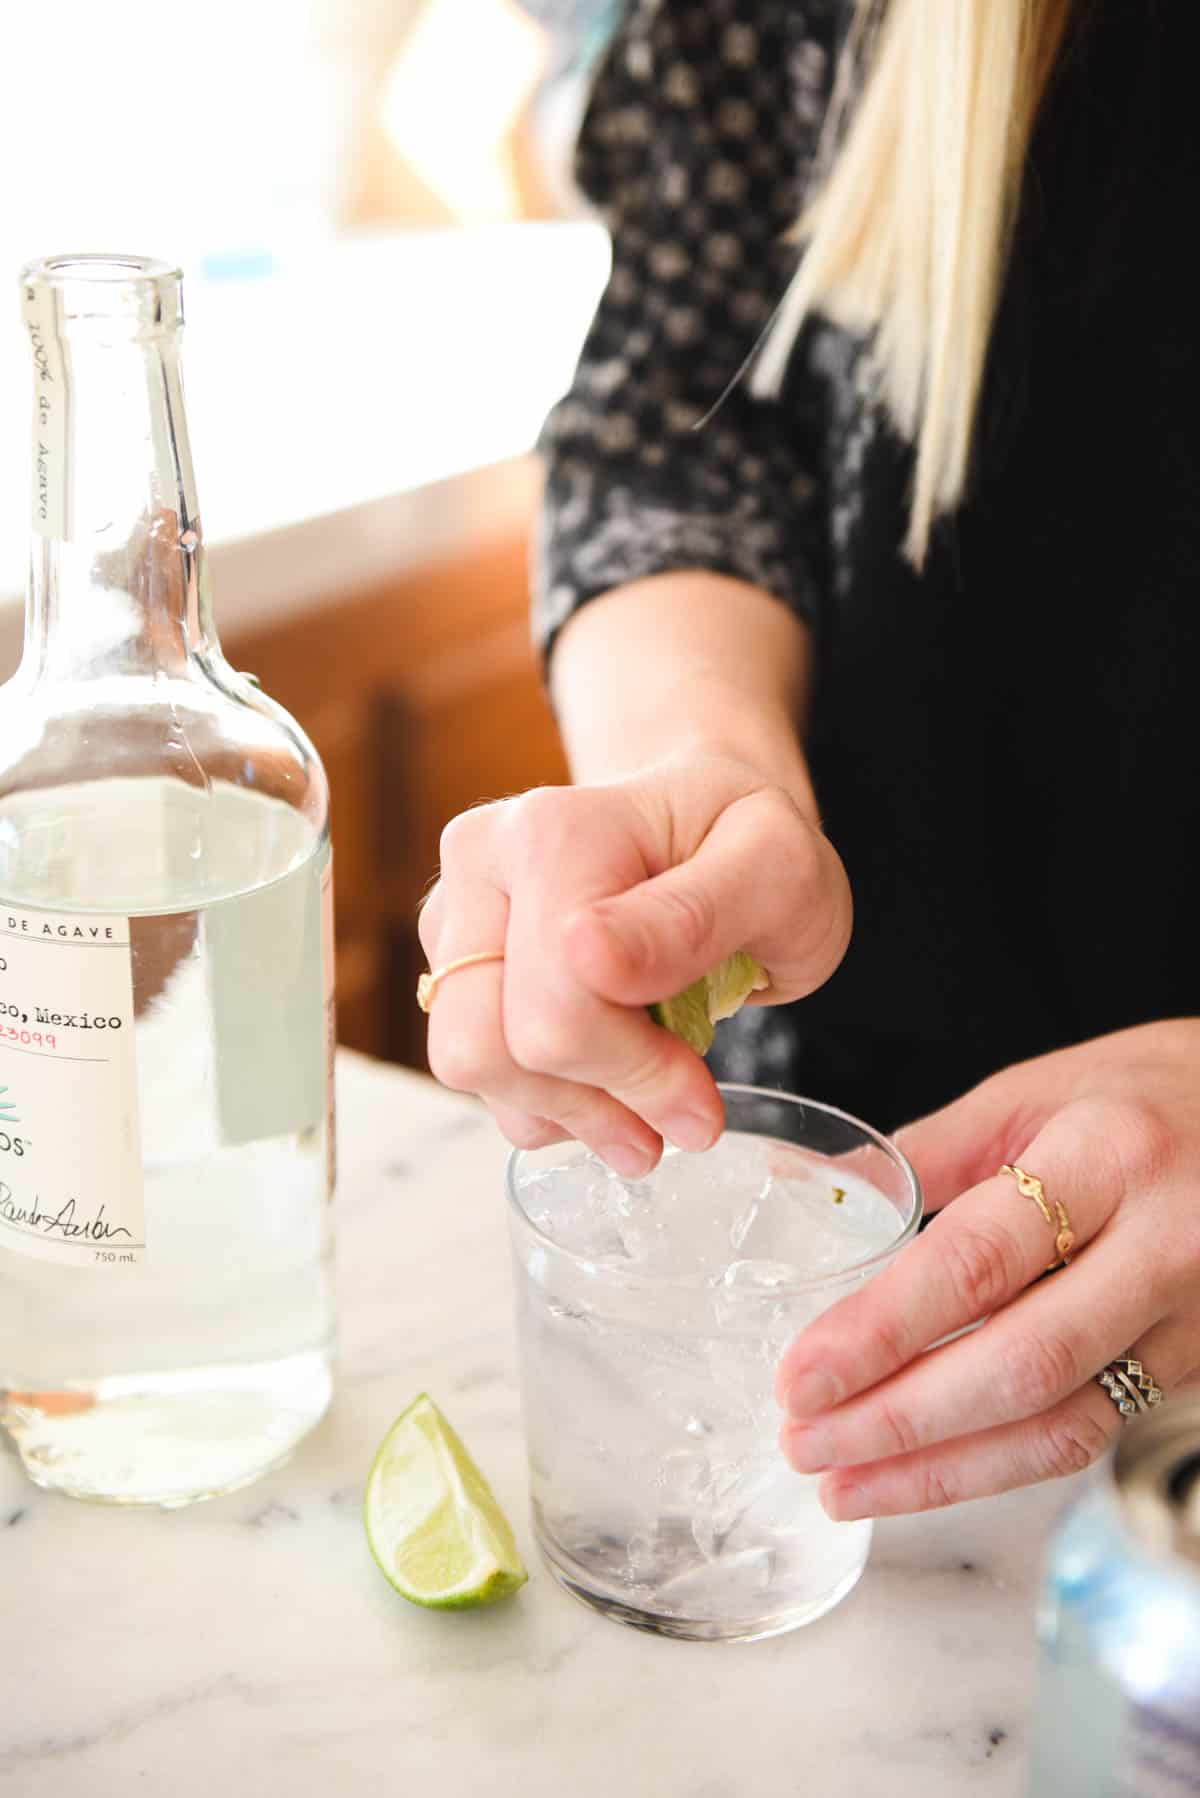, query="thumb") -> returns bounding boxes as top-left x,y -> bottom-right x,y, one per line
561,789 -> 851,1009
